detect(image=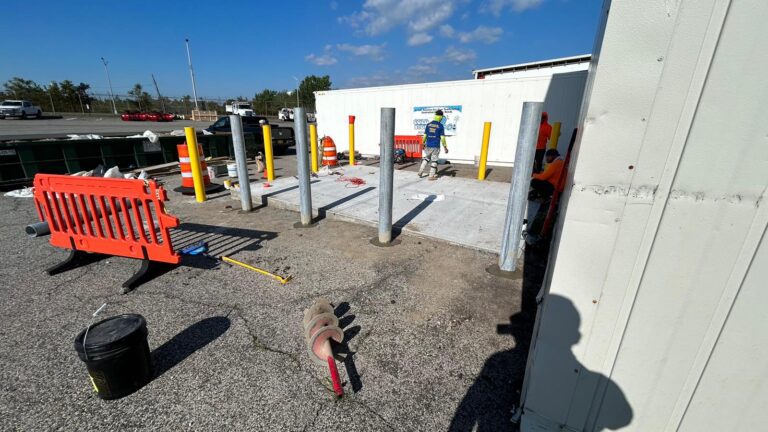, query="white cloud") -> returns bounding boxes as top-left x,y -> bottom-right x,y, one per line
407,64 -> 438,76
484,0 -> 544,16
457,25 -> 503,44
407,33 -> 433,46
305,53 -> 338,66
347,73 -> 398,88
340,0 -> 464,36
330,1 -> 338,10
336,43 -> 387,61
444,46 -> 477,64
439,24 -> 455,37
